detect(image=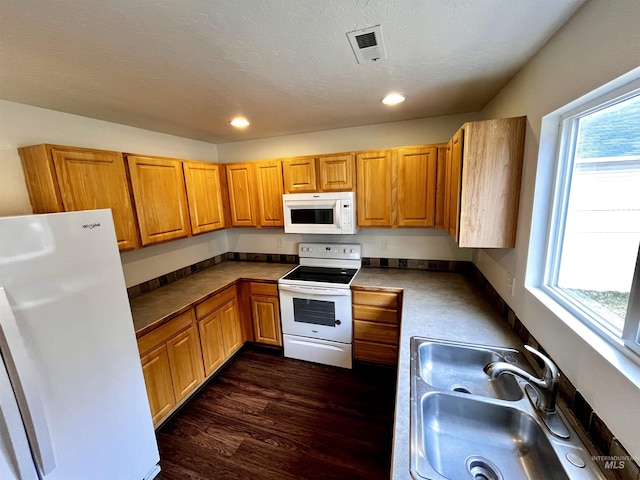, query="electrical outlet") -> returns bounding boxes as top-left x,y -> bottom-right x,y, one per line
276,237 -> 284,249
207,241 -> 214,253
381,240 -> 389,252
506,273 -> 515,296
